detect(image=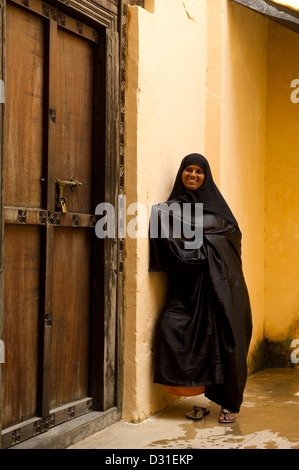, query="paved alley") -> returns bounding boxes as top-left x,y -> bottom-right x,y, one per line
68,368 -> 299,450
